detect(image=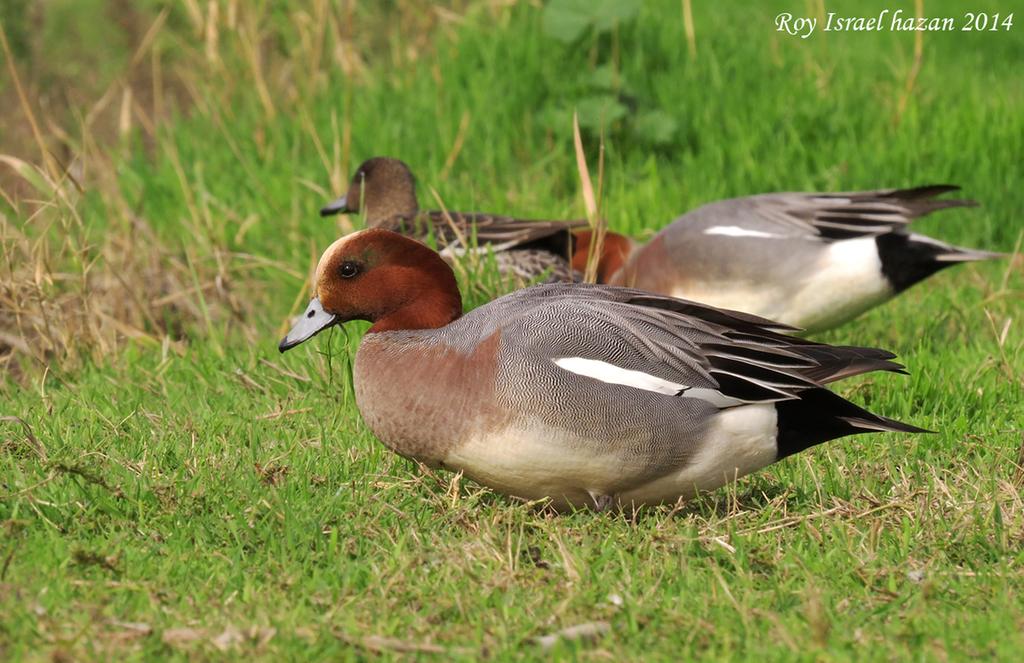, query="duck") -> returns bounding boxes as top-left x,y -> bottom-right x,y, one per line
573,185 -> 1001,333
320,157 -> 587,283
279,228 -> 925,511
